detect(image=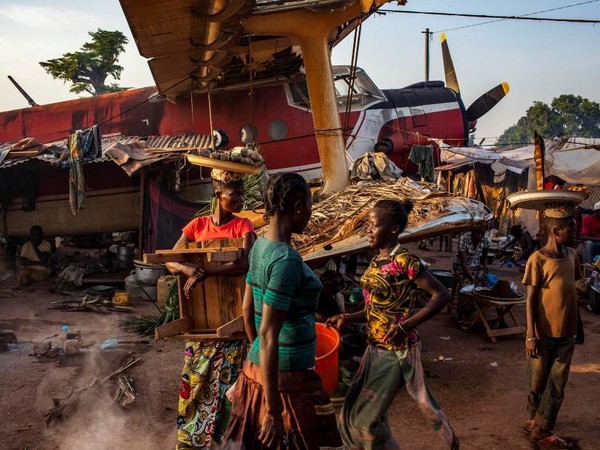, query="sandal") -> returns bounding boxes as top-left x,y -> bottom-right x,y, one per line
451,433 -> 460,450
522,419 -> 535,434
534,433 -> 571,448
